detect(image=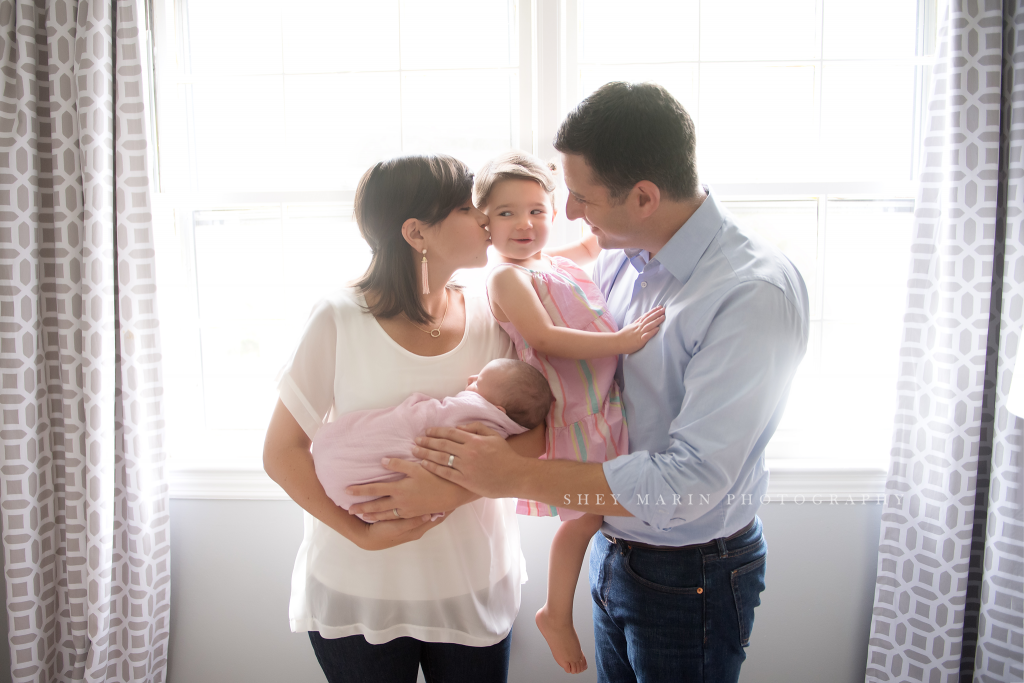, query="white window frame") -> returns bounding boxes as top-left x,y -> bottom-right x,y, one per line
154,0 -> 937,499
